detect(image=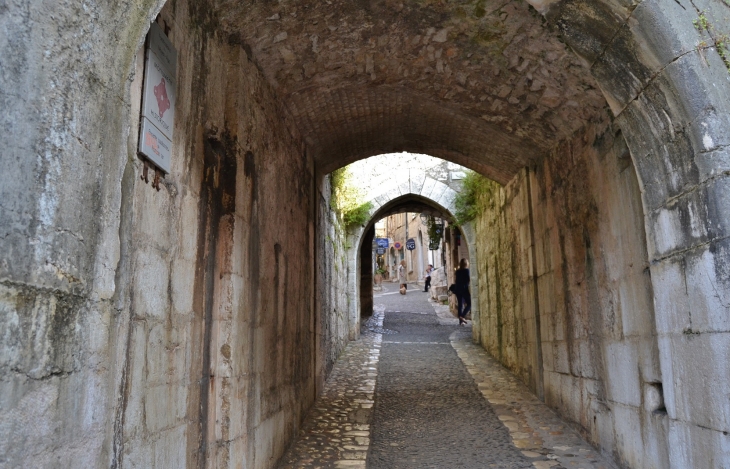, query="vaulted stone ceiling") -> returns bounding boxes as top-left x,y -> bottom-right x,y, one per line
215,0 -> 609,182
